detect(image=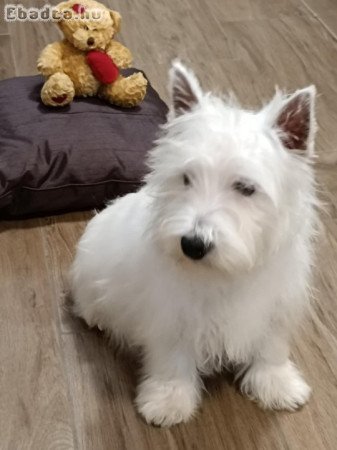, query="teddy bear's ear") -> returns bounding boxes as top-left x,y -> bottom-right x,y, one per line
110,10 -> 121,33
54,1 -> 70,29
